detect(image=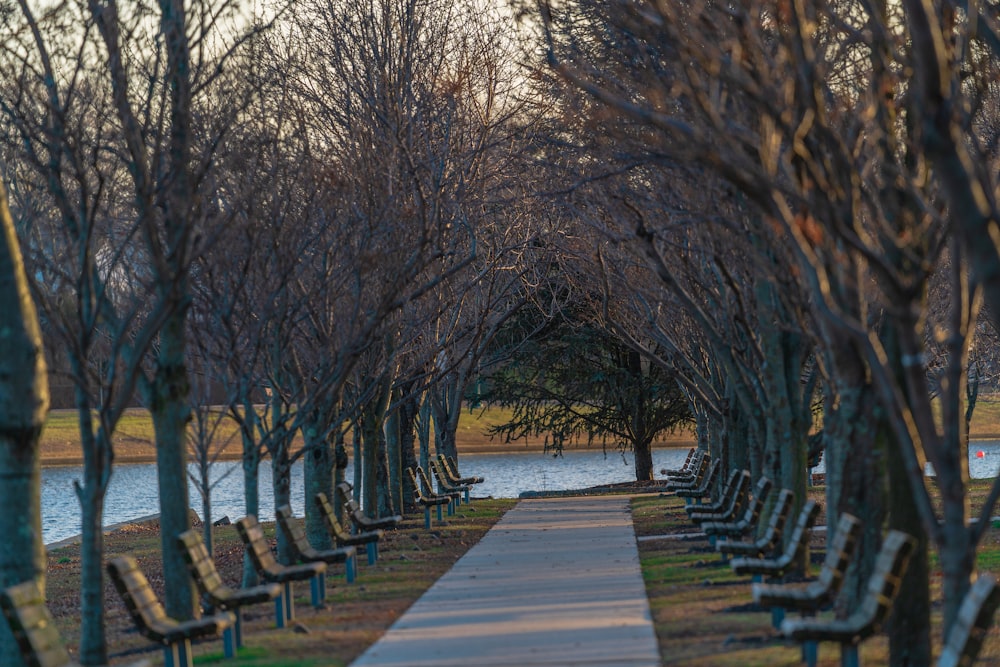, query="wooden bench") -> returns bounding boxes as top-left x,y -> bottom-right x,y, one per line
235,516 -> 328,626
730,500 -> 821,581
689,470 -> 751,525
685,469 -> 742,517
430,459 -> 472,505
0,578 -> 151,667
276,505 -> 357,583
177,529 -> 282,655
408,467 -> 453,529
106,555 -> 235,667
665,453 -> 710,491
702,476 -> 772,545
780,530 -> 916,667
663,448 -> 699,480
939,573 -> 1000,667
441,454 -> 484,485
335,482 -> 404,531
675,459 -> 722,506
418,466 -> 461,515
753,511 -> 861,630
316,492 -> 384,565
718,488 -> 794,560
